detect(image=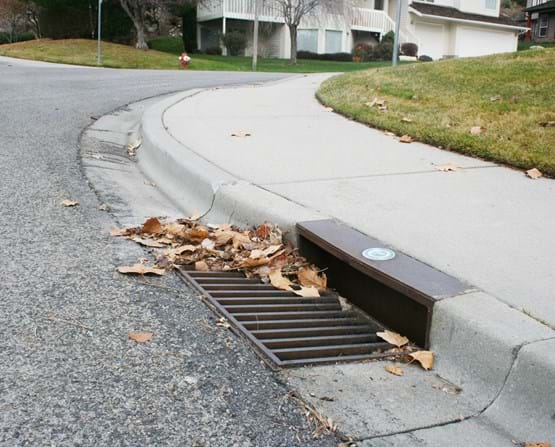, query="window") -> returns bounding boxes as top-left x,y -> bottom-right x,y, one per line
298,29 -> 318,53
485,0 -> 497,9
325,30 -> 342,54
539,13 -> 549,37
374,0 -> 384,10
